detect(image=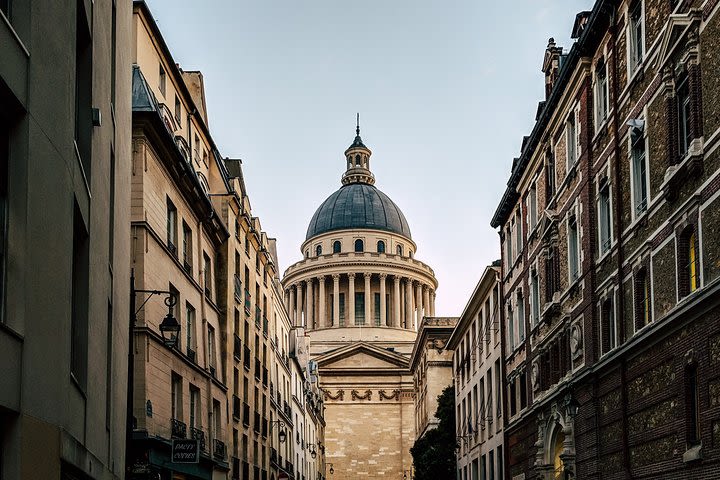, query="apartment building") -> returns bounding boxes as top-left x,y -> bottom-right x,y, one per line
491,1 -> 720,477
448,264 -> 503,480
0,0 -> 132,479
